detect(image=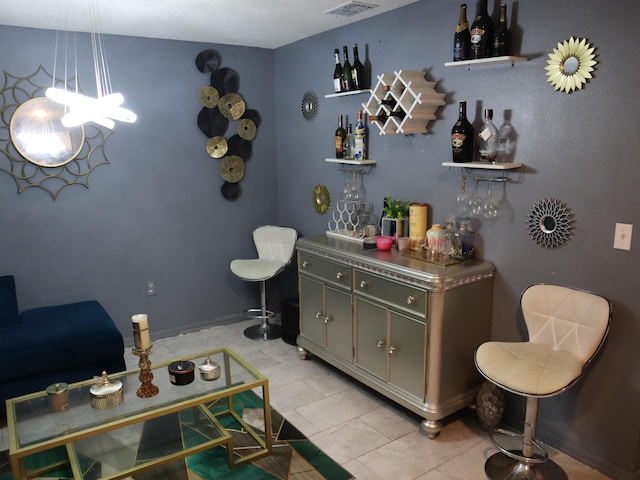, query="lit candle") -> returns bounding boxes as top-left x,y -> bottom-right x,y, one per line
132,314 -> 151,350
